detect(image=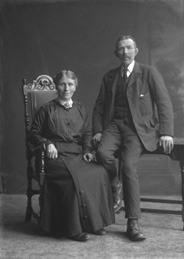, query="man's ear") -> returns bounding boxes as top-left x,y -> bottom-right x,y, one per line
135,48 -> 139,56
